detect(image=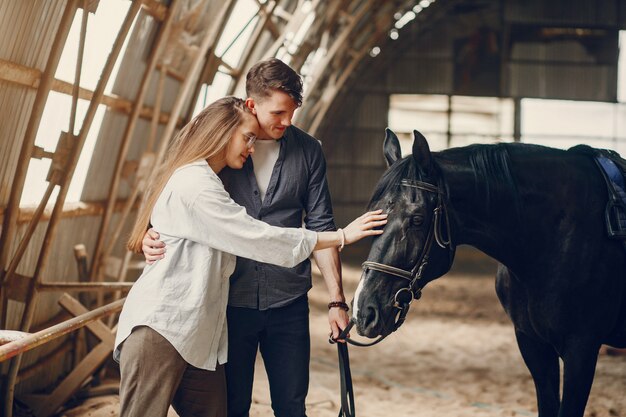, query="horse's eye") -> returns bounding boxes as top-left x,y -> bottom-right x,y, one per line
410,215 -> 424,227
